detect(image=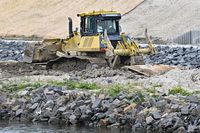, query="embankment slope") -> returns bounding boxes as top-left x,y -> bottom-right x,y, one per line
0,0 -> 143,38
121,0 -> 200,40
